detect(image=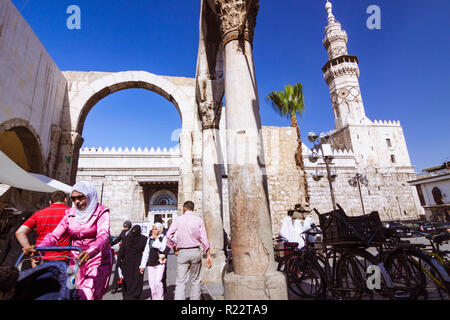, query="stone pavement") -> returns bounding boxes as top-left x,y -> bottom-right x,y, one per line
103,237 -> 449,301
102,252 -> 220,300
